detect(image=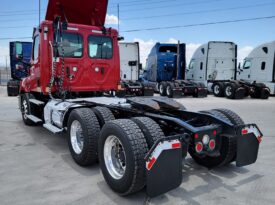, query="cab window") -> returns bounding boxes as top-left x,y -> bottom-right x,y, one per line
189,60 -> 195,69
243,60 -> 252,69
159,46 -> 177,53
58,33 -> 83,58
88,36 -> 113,59
33,35 -> 40,61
